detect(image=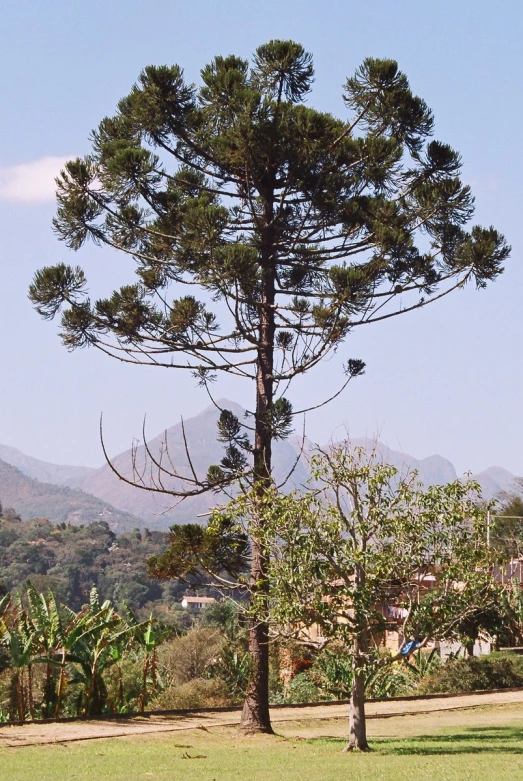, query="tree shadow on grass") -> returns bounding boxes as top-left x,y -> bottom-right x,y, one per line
302,726 -> 523,756
376,726 -> 523,756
